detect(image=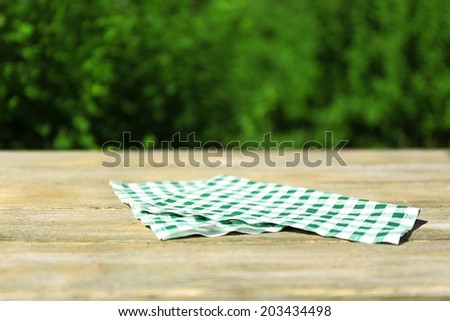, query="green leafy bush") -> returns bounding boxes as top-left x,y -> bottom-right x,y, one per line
0,0 -> 449,148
